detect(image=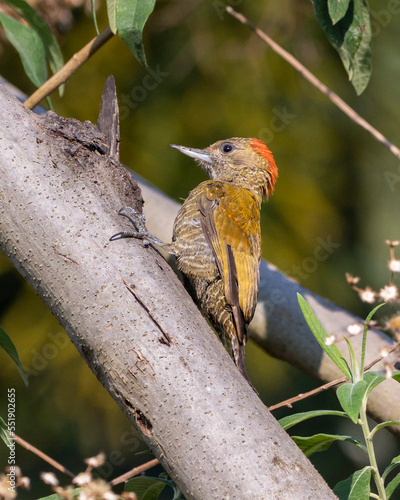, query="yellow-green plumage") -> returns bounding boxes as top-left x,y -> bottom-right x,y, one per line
167,138 -> 278,384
